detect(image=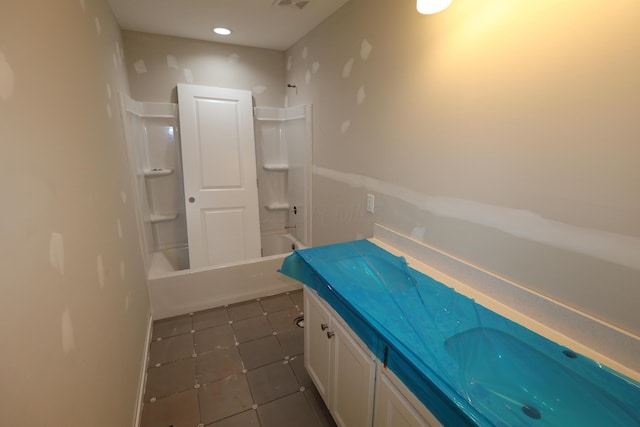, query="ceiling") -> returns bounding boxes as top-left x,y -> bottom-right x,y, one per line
106,0 -> 349,51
